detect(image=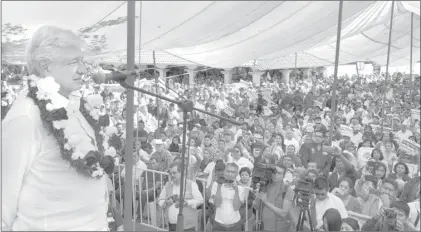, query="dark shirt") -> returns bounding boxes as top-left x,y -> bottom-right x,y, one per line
300,143 -> 332,175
